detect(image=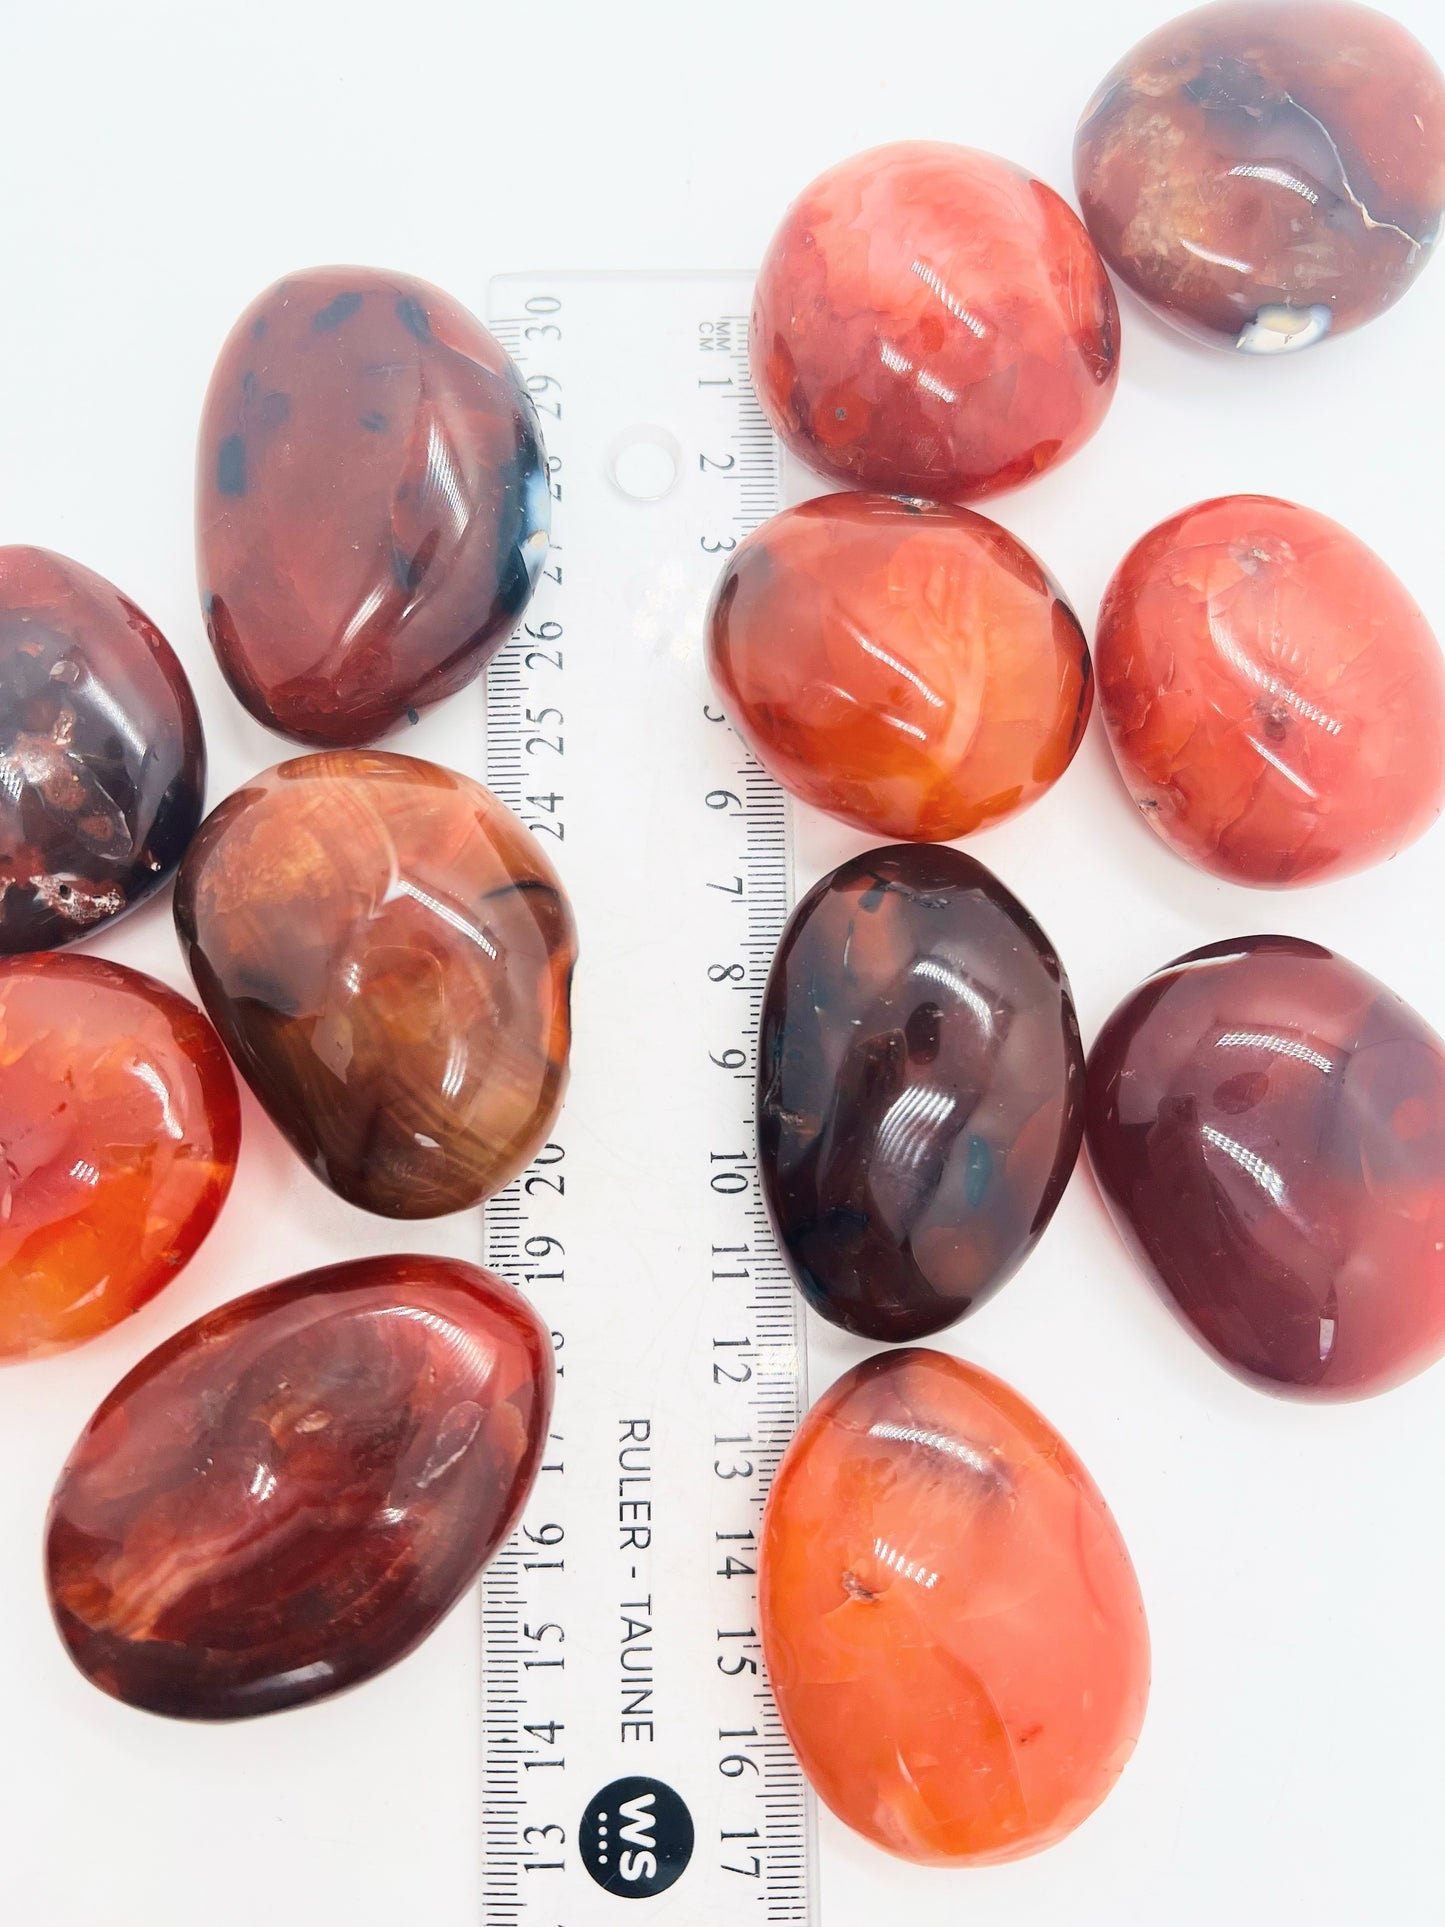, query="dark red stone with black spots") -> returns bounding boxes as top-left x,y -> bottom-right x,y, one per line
198,266 -> 549,746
